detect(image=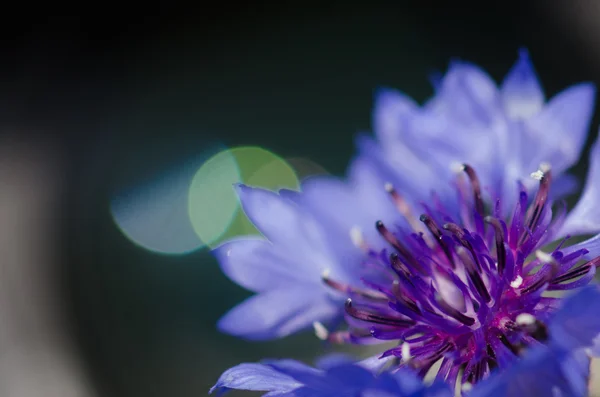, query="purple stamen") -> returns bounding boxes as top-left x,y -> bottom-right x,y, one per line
484,216 -> 507,276
462,164 -> 485,217
345,298 -> 414,327
319,164 -> 600,387
421,214 -> 455,268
